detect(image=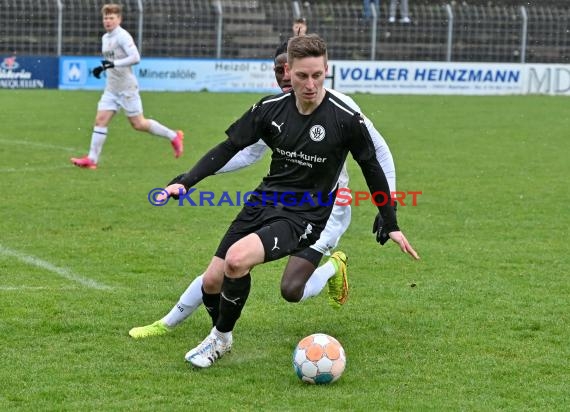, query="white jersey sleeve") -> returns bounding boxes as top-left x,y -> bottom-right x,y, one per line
215,139 -> 269,174
362,113 -> 396,193
311,90 -> 396,256
328,88 -> 396,193
337,162 -> 349,189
